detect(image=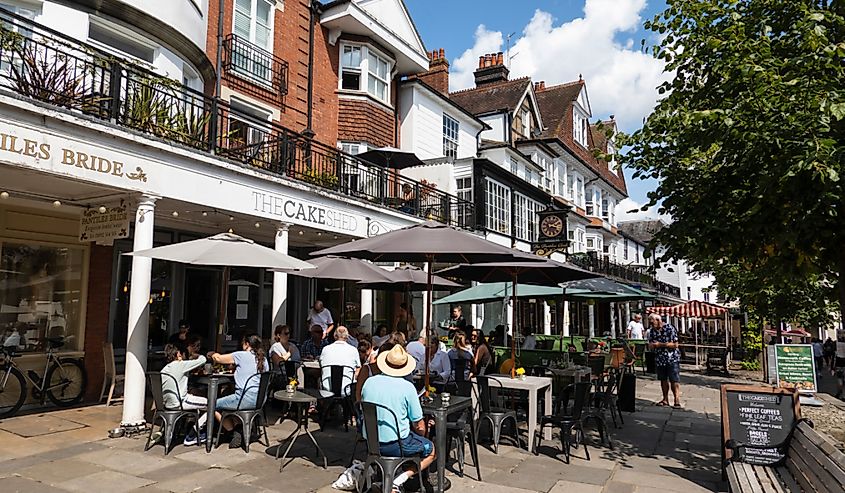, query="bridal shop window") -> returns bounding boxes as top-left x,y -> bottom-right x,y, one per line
0,242 -> 86,352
